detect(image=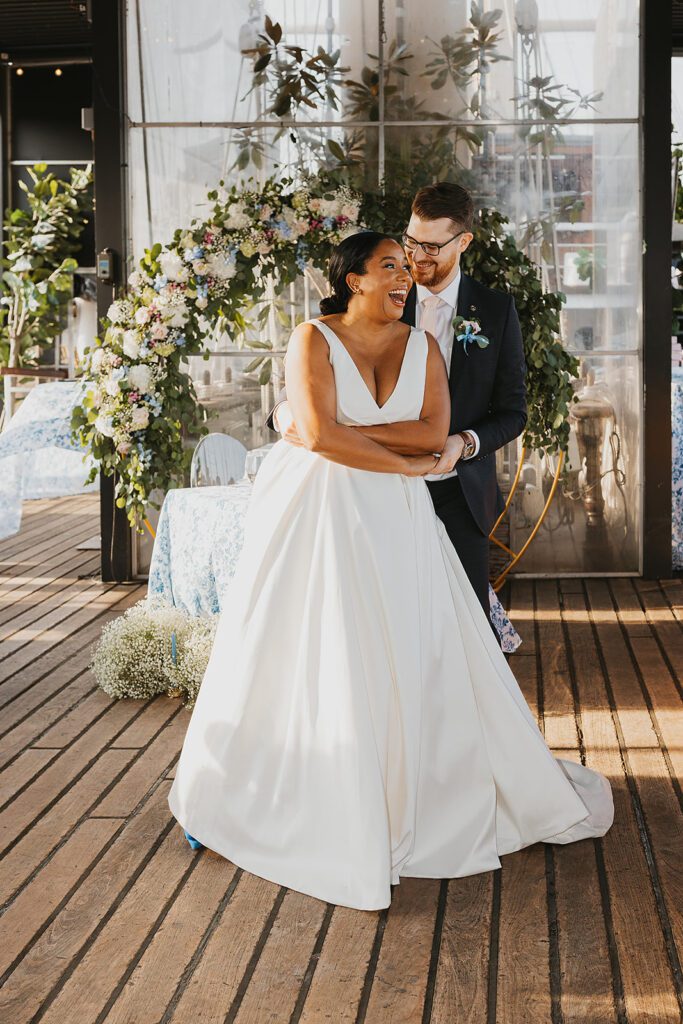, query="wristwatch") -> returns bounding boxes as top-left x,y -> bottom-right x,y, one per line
458,431 -> 476,460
